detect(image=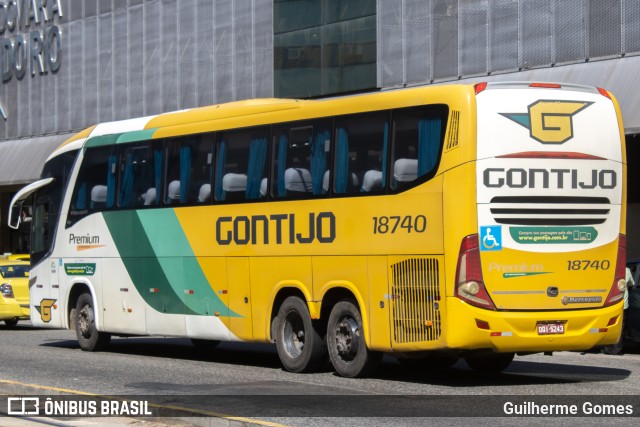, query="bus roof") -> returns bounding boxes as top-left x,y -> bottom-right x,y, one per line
48,82 -> 611,162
